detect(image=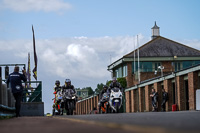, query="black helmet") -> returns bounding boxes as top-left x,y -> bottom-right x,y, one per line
65,79 -> 71,86
65,79 -> 71,83
103,85 -> 108,89
55,80 -> 60,85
